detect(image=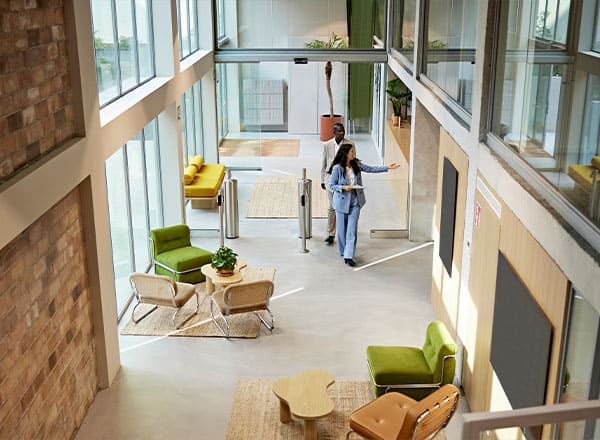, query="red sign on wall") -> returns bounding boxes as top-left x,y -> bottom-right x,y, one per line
474,202 -> 481,229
